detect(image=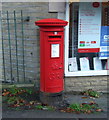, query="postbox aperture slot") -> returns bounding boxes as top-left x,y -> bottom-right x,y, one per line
49,36 -> 61,39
